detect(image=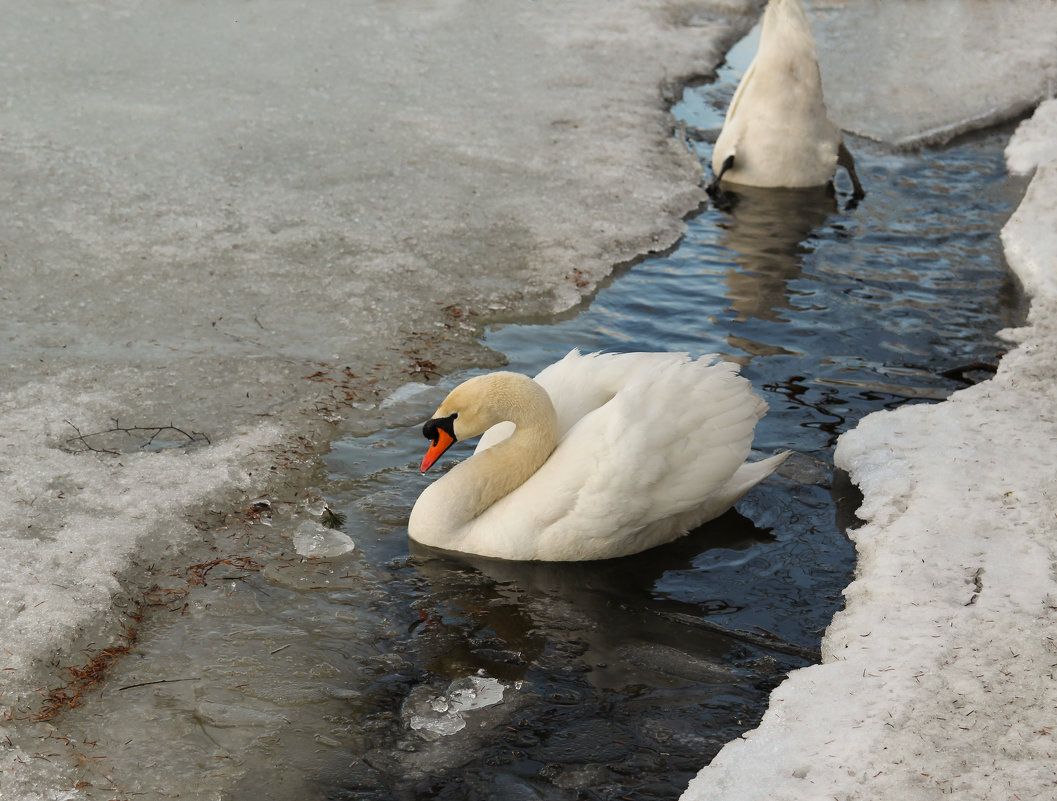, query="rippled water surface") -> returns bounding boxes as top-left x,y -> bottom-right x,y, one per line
61,33 -> 1028,801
